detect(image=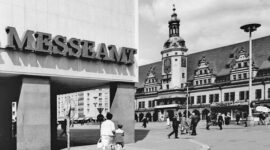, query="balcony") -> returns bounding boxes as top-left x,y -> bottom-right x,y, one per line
154,104 -> 179,109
